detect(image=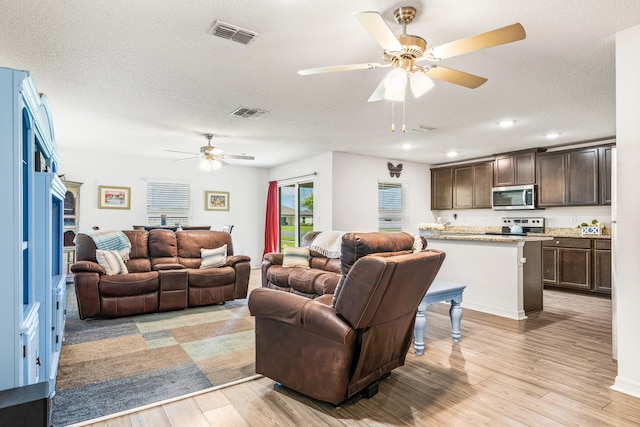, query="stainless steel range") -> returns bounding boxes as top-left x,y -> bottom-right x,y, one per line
484,217 -> 546,236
